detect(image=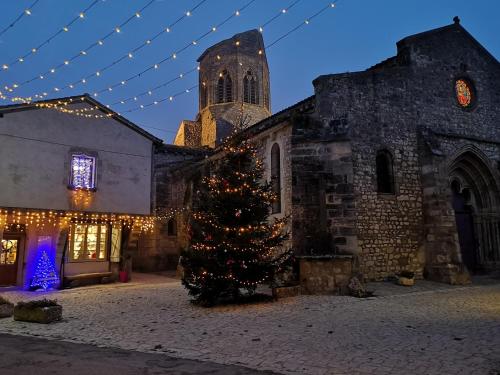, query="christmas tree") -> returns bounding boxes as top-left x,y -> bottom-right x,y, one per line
181,135 -> 291,306
31,249 -> 59,290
